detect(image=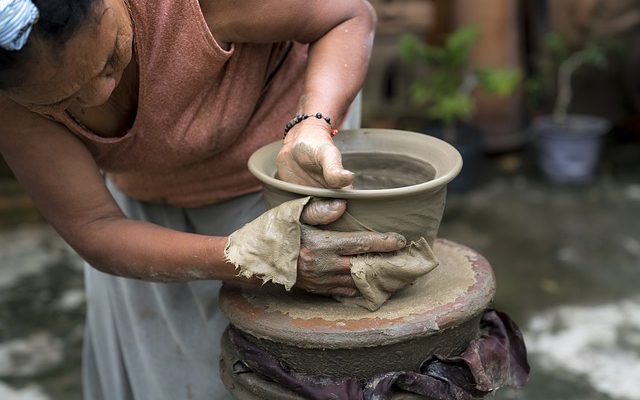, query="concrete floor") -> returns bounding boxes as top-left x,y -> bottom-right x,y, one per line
442,139 -> 640,400
0,138 -> 638,399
